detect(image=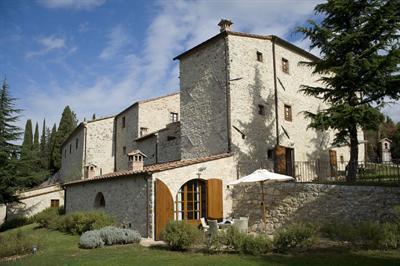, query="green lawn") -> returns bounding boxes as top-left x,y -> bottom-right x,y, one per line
1,224 -> 400,266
